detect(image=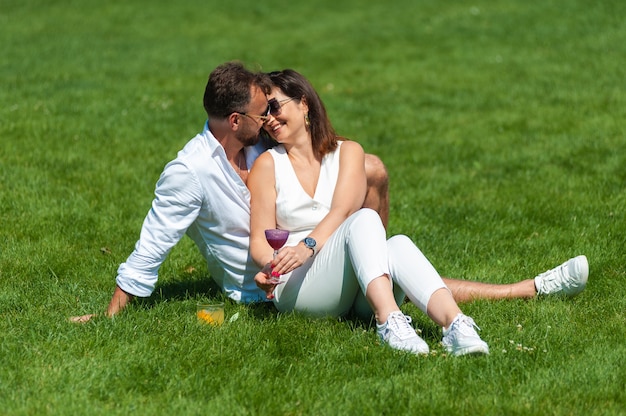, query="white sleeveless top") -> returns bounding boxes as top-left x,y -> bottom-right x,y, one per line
268,142 -> 342,247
